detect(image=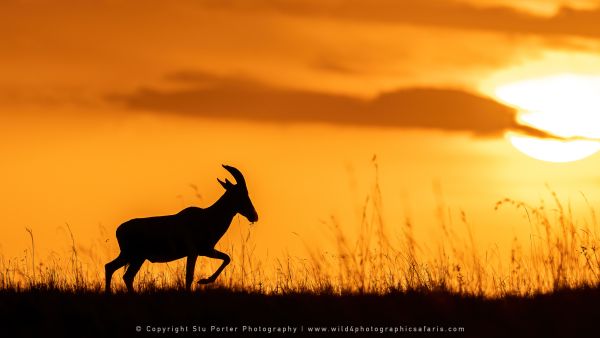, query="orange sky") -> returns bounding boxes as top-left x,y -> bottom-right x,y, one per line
2,0 -> 600,265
